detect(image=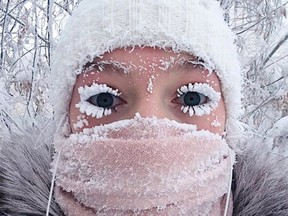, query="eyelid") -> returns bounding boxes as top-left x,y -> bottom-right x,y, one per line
176,83 -> 221,117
